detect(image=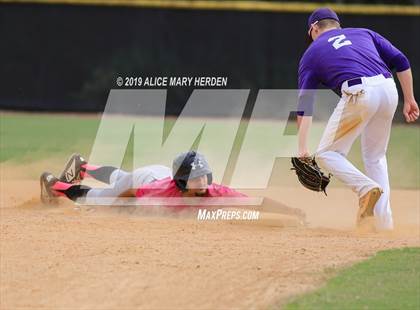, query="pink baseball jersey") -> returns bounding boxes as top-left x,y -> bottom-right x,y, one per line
135,177 -> 246,198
